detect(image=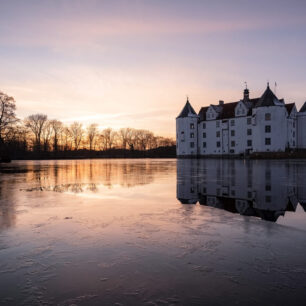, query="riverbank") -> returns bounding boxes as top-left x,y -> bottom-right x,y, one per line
3,145 -> 176,161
